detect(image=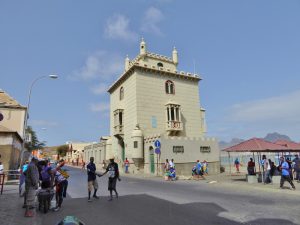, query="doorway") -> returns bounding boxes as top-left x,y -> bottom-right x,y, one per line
149,146 -> 155,174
